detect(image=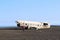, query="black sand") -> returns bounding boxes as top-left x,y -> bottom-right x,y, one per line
0,27 -> 60,40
